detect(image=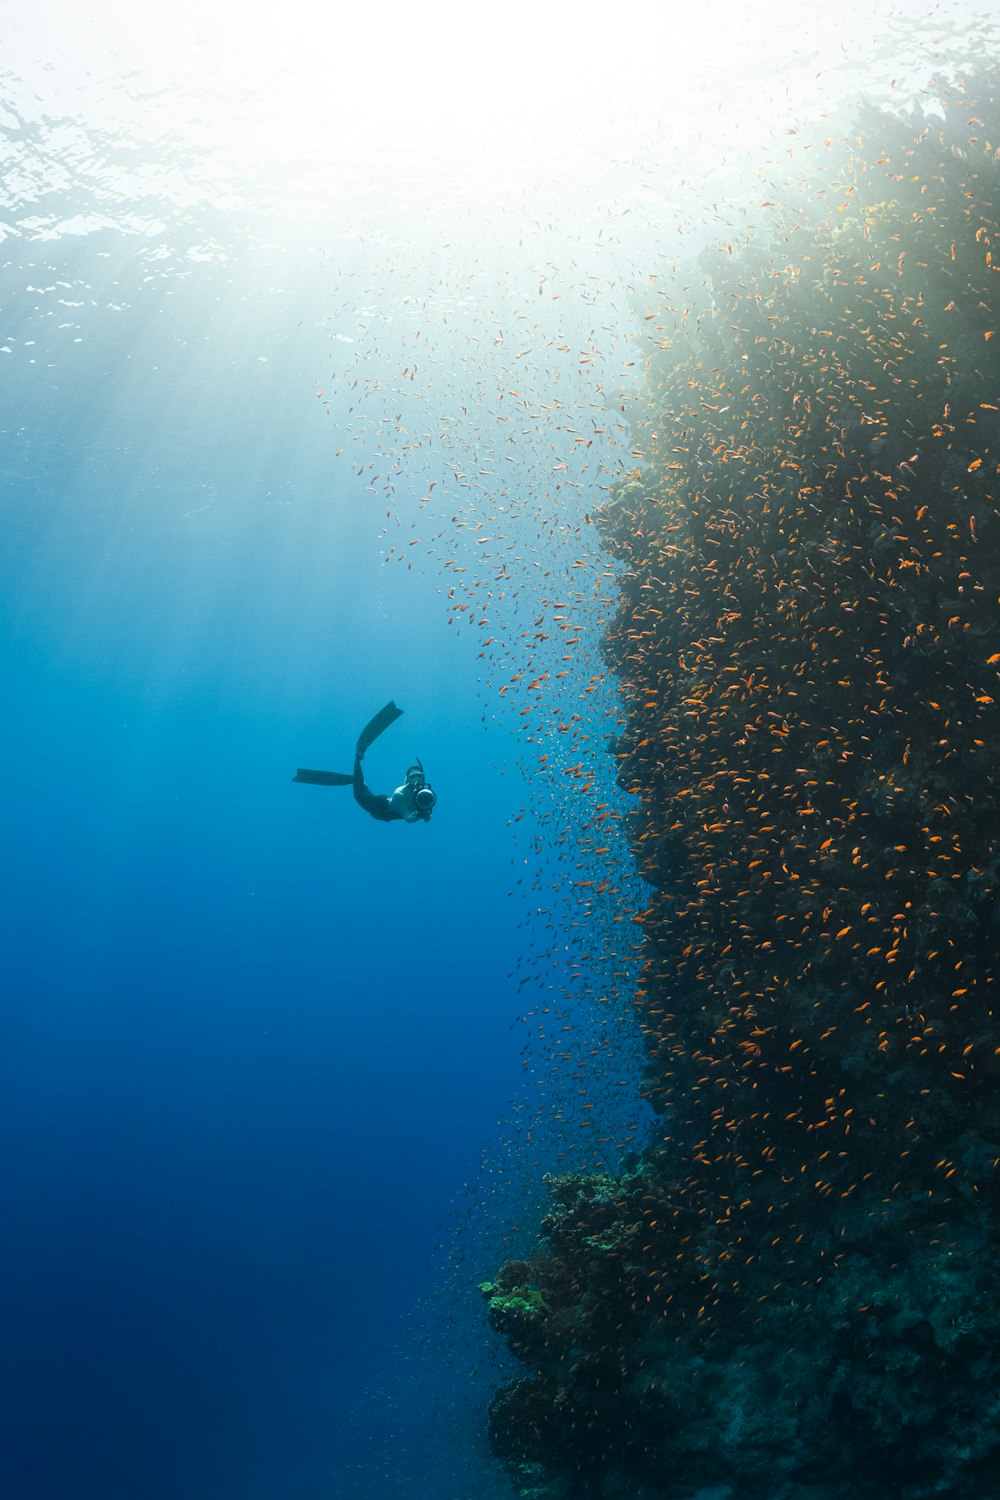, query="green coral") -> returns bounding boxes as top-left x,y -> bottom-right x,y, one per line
480,1286 -> 549,1318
